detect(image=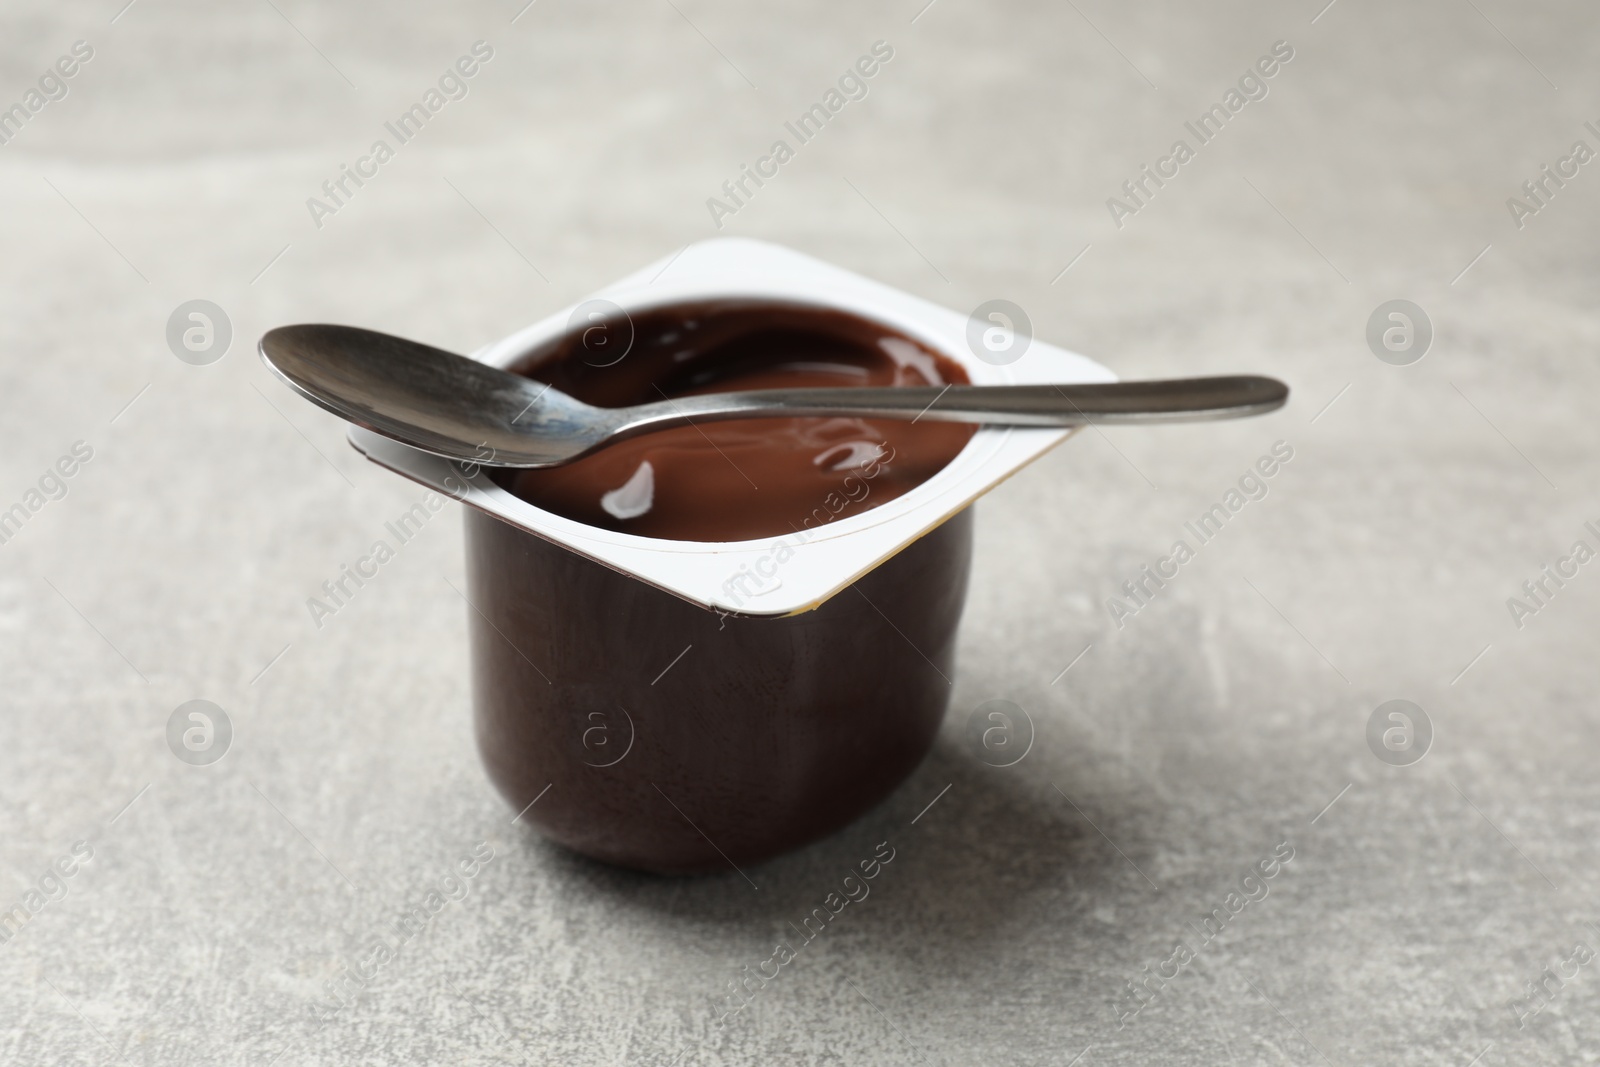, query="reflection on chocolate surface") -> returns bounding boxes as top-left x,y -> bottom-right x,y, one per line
490,299 -> 975,542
